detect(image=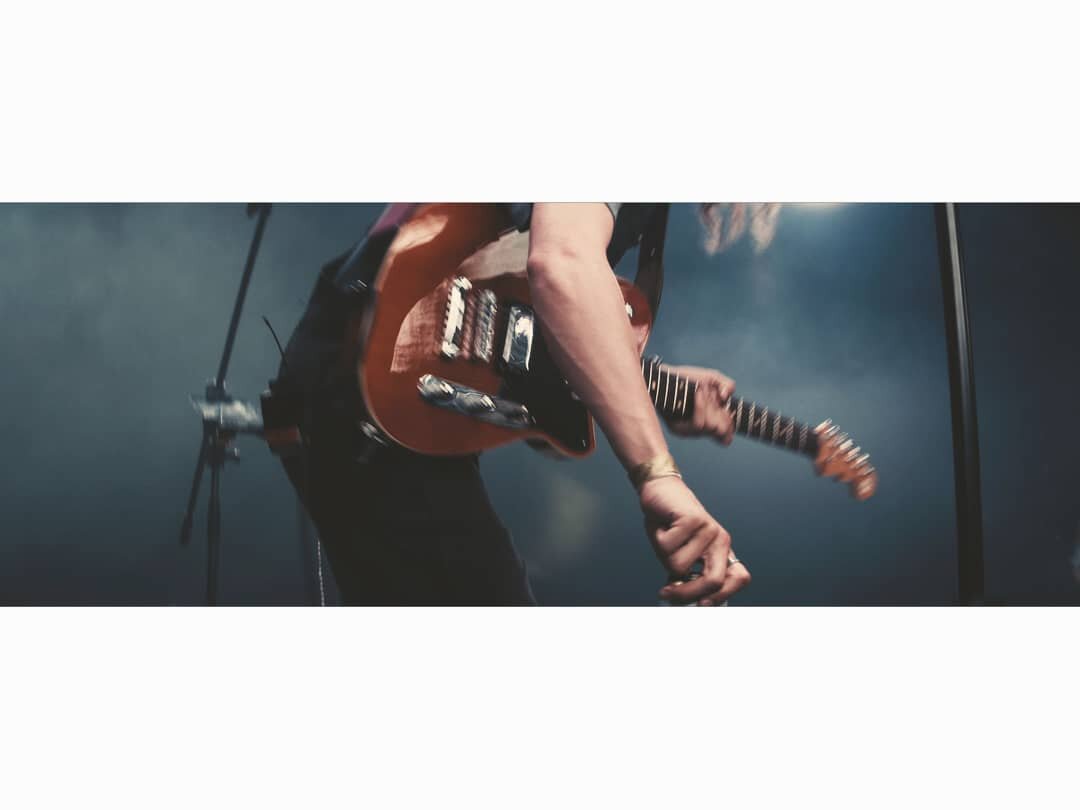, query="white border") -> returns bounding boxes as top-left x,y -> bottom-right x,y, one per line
3,2 -> 1078,201
1,609 -> 1077,809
